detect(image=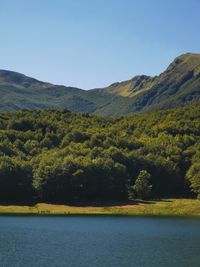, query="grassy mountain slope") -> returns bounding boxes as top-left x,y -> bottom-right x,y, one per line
0,53 -> 200,115
97,75 -> 156,97
0,70 -> 128,114
99,53 -> 200,114
0,70 -> 93,112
